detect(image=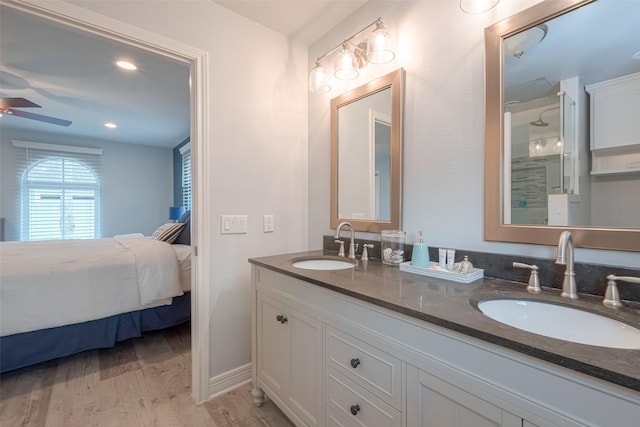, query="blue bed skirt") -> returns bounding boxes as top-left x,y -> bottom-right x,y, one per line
0,292 -> 191,373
